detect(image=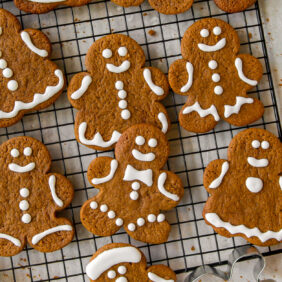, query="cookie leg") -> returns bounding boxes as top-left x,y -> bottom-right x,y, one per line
0,229 -> 25,256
